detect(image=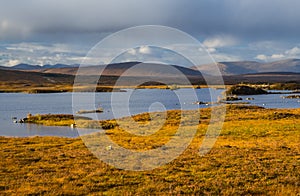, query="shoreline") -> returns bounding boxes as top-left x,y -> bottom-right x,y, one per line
4,105 -> 299,137
0,84 -> 215,93
0,83 -> 299,94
